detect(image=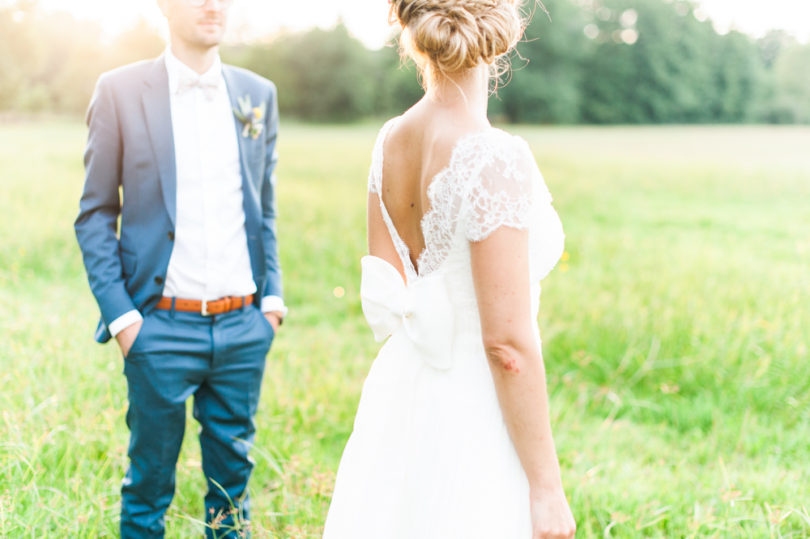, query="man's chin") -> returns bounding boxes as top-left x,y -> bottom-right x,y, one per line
193,34 -> 224,49
195,26 -> 225,45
